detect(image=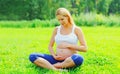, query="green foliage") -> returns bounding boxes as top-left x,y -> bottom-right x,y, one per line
0,0 -> 119,20
108,0 -> 120,14
73,13 -> 96,26
0,19 -> 59,28
95,14 -> 120,26
0,13 -> 119,28
73,13 -> 120,27
96,0 -> 113,15
0,27 -> 120,74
